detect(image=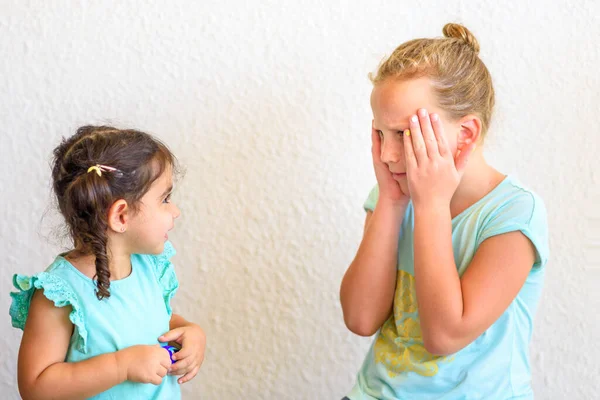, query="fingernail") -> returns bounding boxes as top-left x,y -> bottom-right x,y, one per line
405,129 -> 411,137
419,108 -> 427,116
431,114 -> 439,121
411,115 -> 418,122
